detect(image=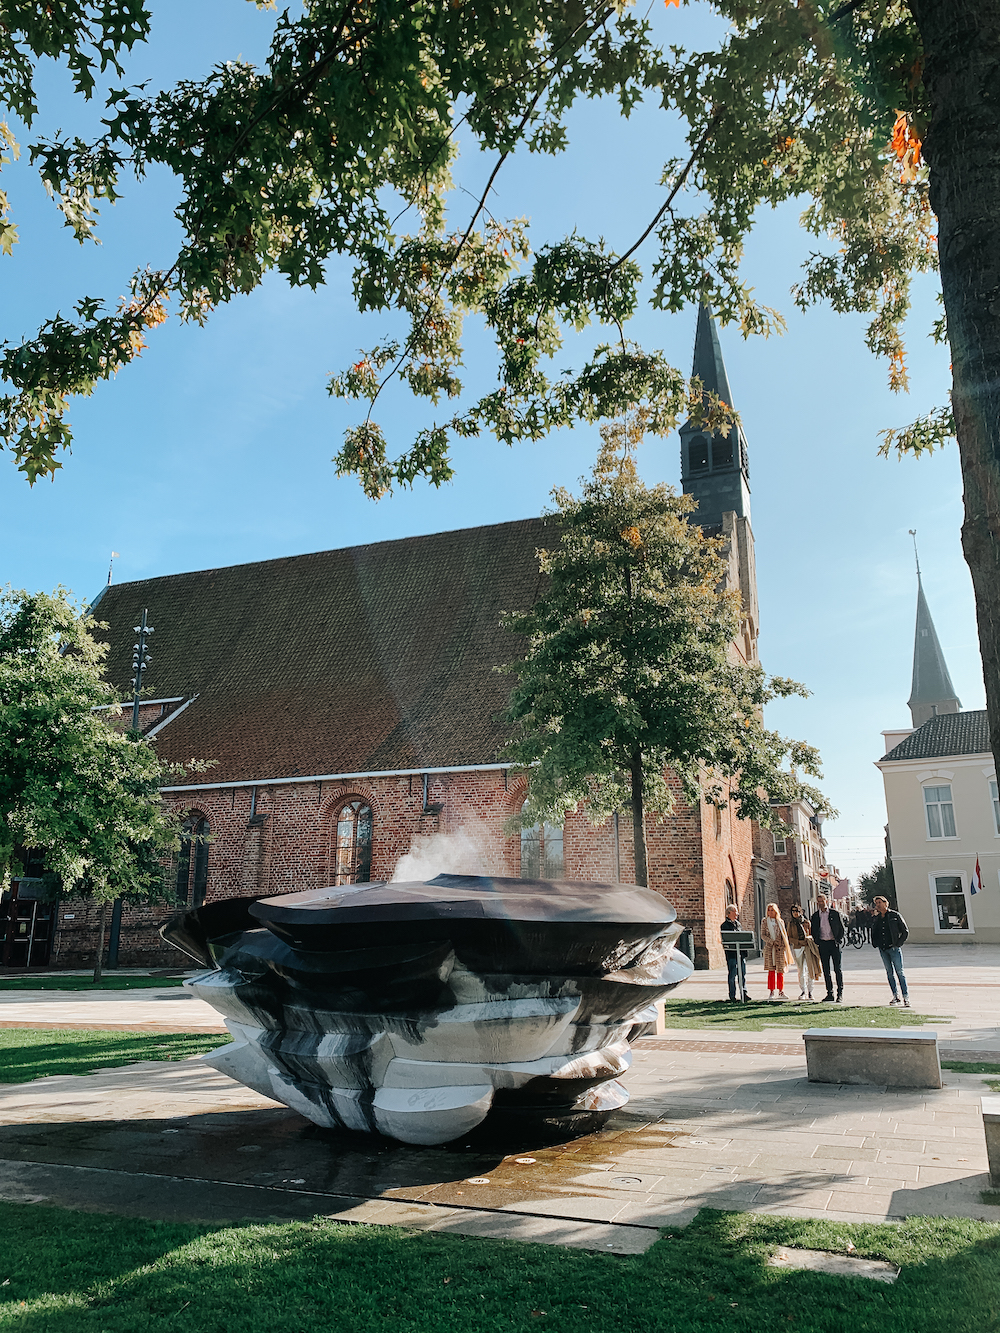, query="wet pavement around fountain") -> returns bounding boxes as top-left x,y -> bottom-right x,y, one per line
0,943 -> 997,1251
